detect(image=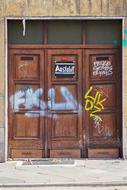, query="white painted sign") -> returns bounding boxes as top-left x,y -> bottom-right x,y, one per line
55,62 -> 75,76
